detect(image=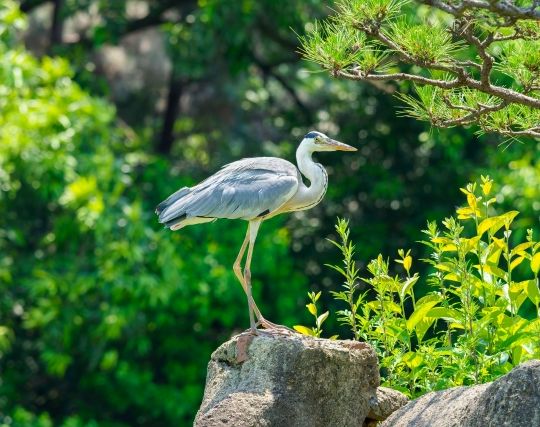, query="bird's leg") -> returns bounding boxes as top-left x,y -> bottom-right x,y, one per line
243,220 -> 262,334
243,221 -> 296,335
234,224 -> 262,333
